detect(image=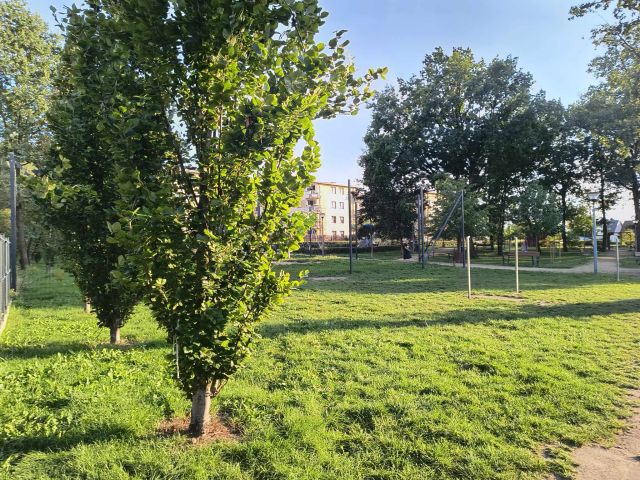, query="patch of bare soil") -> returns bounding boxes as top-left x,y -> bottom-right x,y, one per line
158,414 -> 240,445
572,390 -> 640,480
308,276 -> 347,281
472,294 -> 525,302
